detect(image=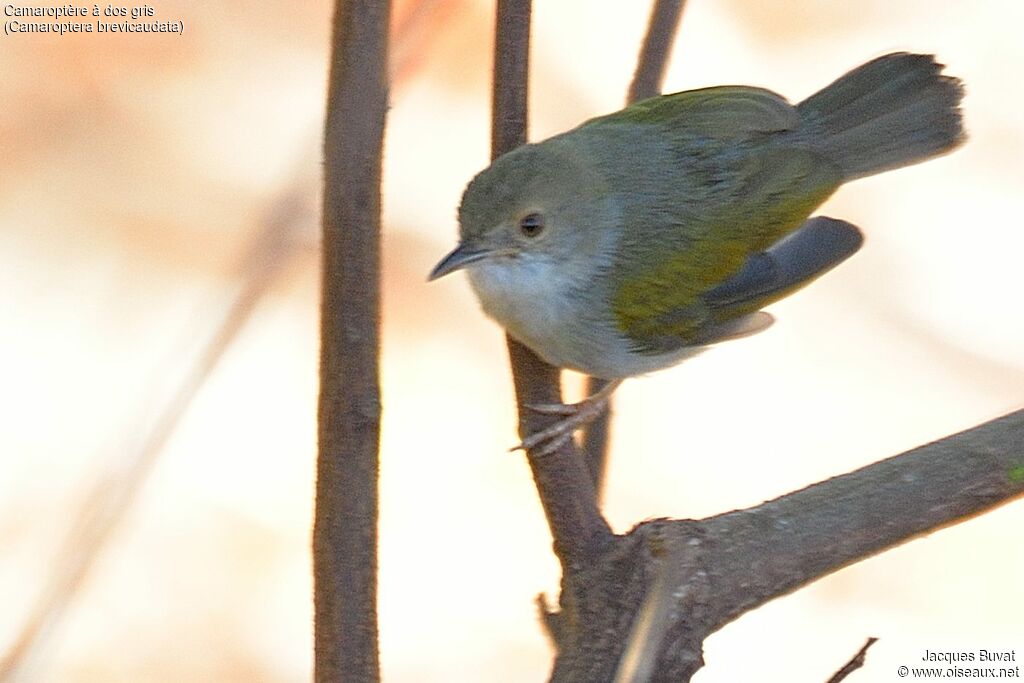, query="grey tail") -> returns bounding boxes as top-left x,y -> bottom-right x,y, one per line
798,52 -> 965,180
